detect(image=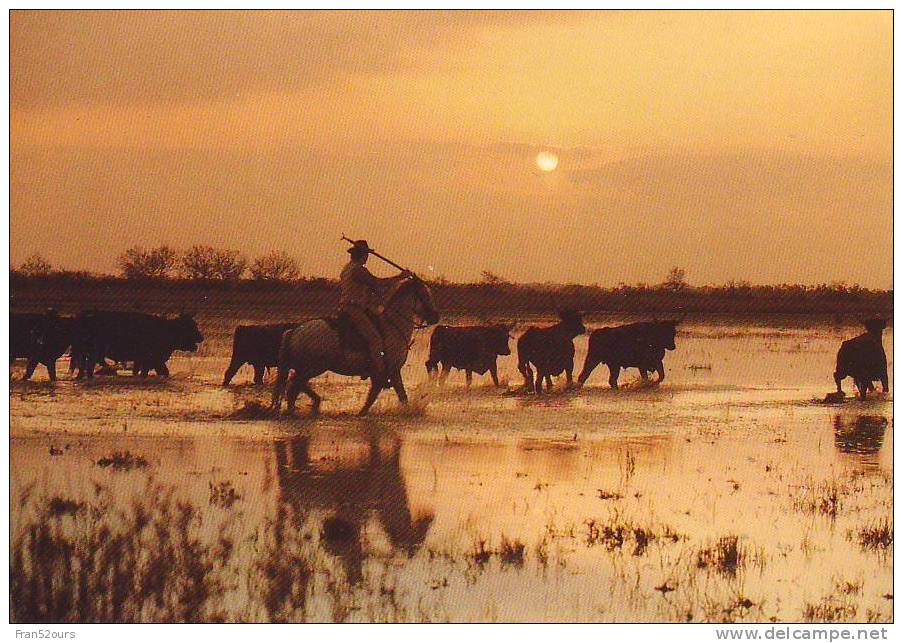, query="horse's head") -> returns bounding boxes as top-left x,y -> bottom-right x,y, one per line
408,278 -> 440,325
387,277 -> 439,325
